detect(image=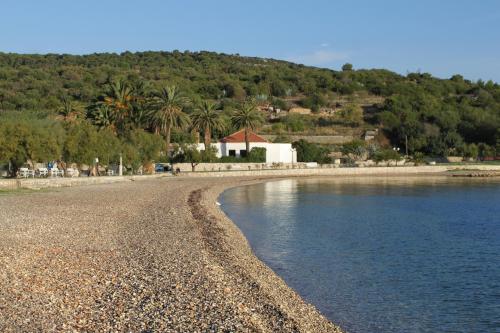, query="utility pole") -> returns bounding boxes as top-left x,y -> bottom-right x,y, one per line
119,153 -> 123,176
405,135 -> 408,157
